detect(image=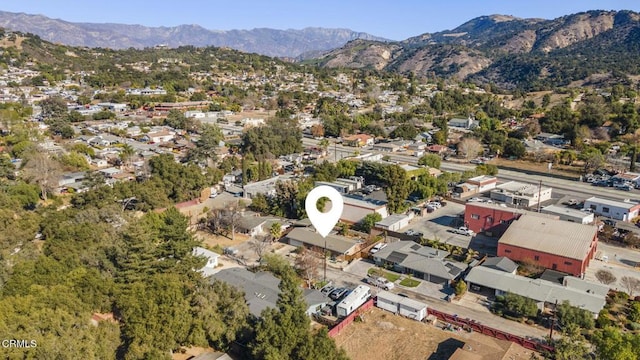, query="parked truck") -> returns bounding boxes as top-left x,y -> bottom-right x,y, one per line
336,285 -> 371,318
